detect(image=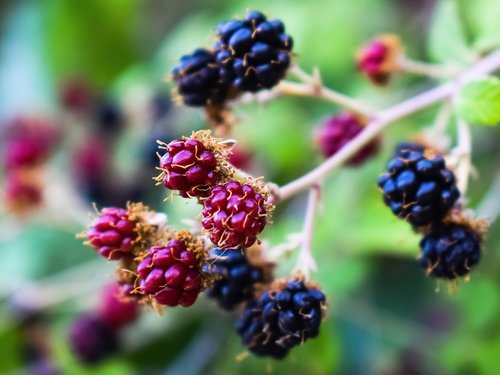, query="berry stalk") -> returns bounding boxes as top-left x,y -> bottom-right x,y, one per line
294,184 -> 321,277
276,50 -> 500,202
236,65 -> 375,116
